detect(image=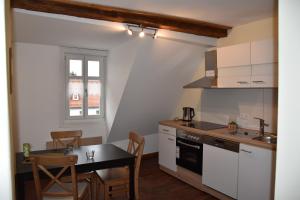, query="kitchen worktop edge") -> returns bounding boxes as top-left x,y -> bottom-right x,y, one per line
159,120 -> 276,150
